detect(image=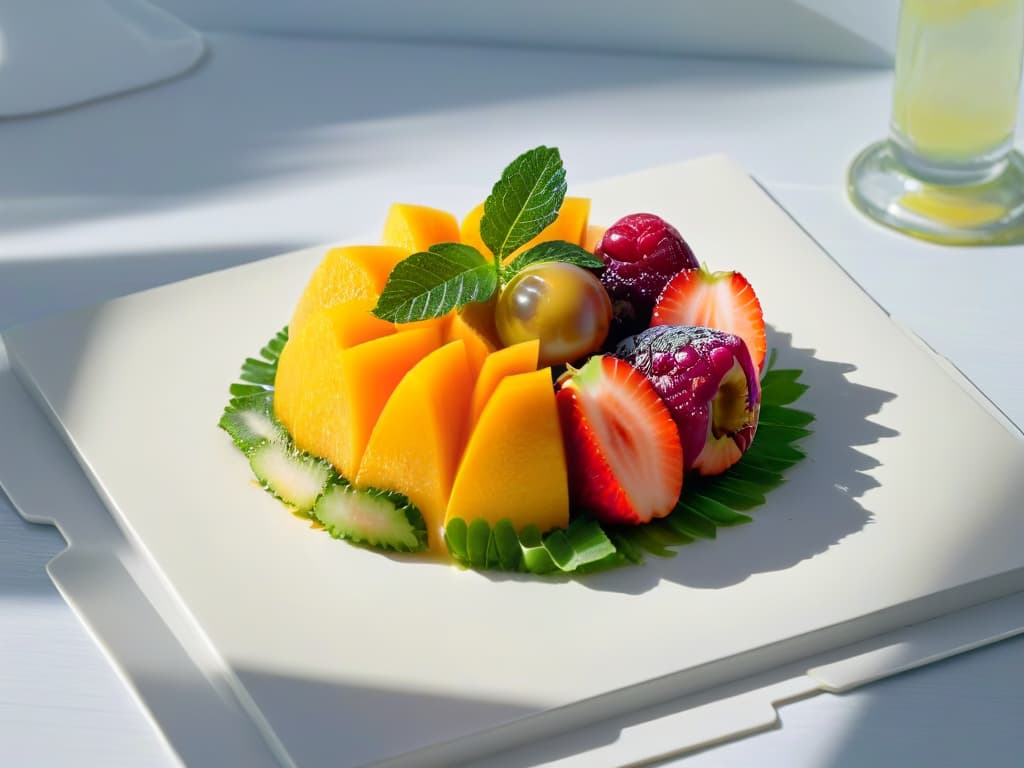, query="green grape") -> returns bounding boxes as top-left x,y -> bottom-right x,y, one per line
496,262 -> 612,367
